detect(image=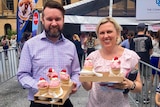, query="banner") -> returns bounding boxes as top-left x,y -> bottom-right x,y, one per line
17,0 -> 38,42
148,23 -> 160,32
80,24 -> 96,32
32,9 -> 40,36
136,0 -> 160,20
